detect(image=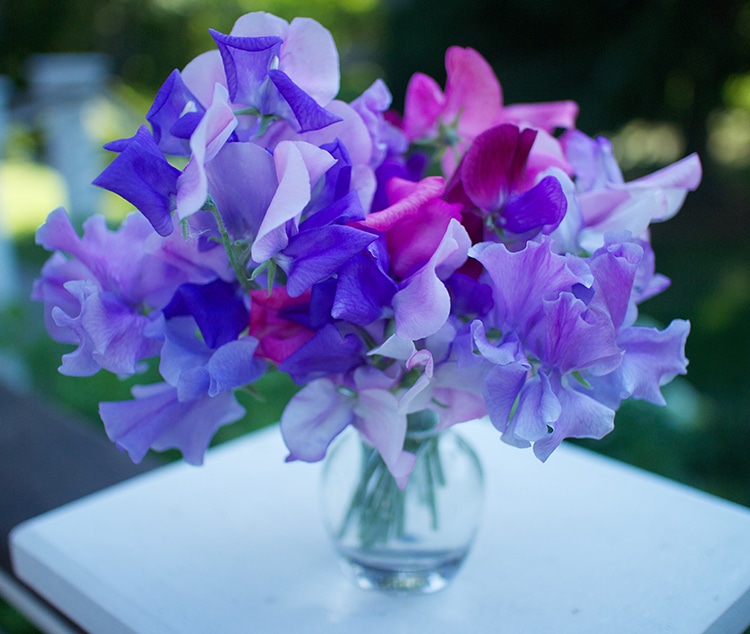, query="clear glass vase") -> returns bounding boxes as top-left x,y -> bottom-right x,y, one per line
320,413 -> 484,594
